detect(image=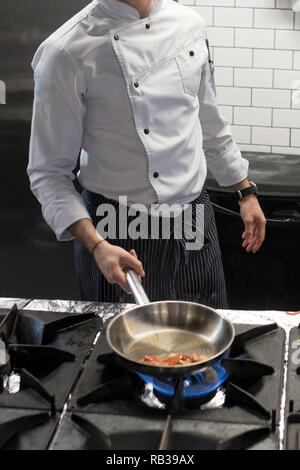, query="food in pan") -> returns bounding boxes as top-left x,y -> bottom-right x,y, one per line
140,353 -> 206,366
